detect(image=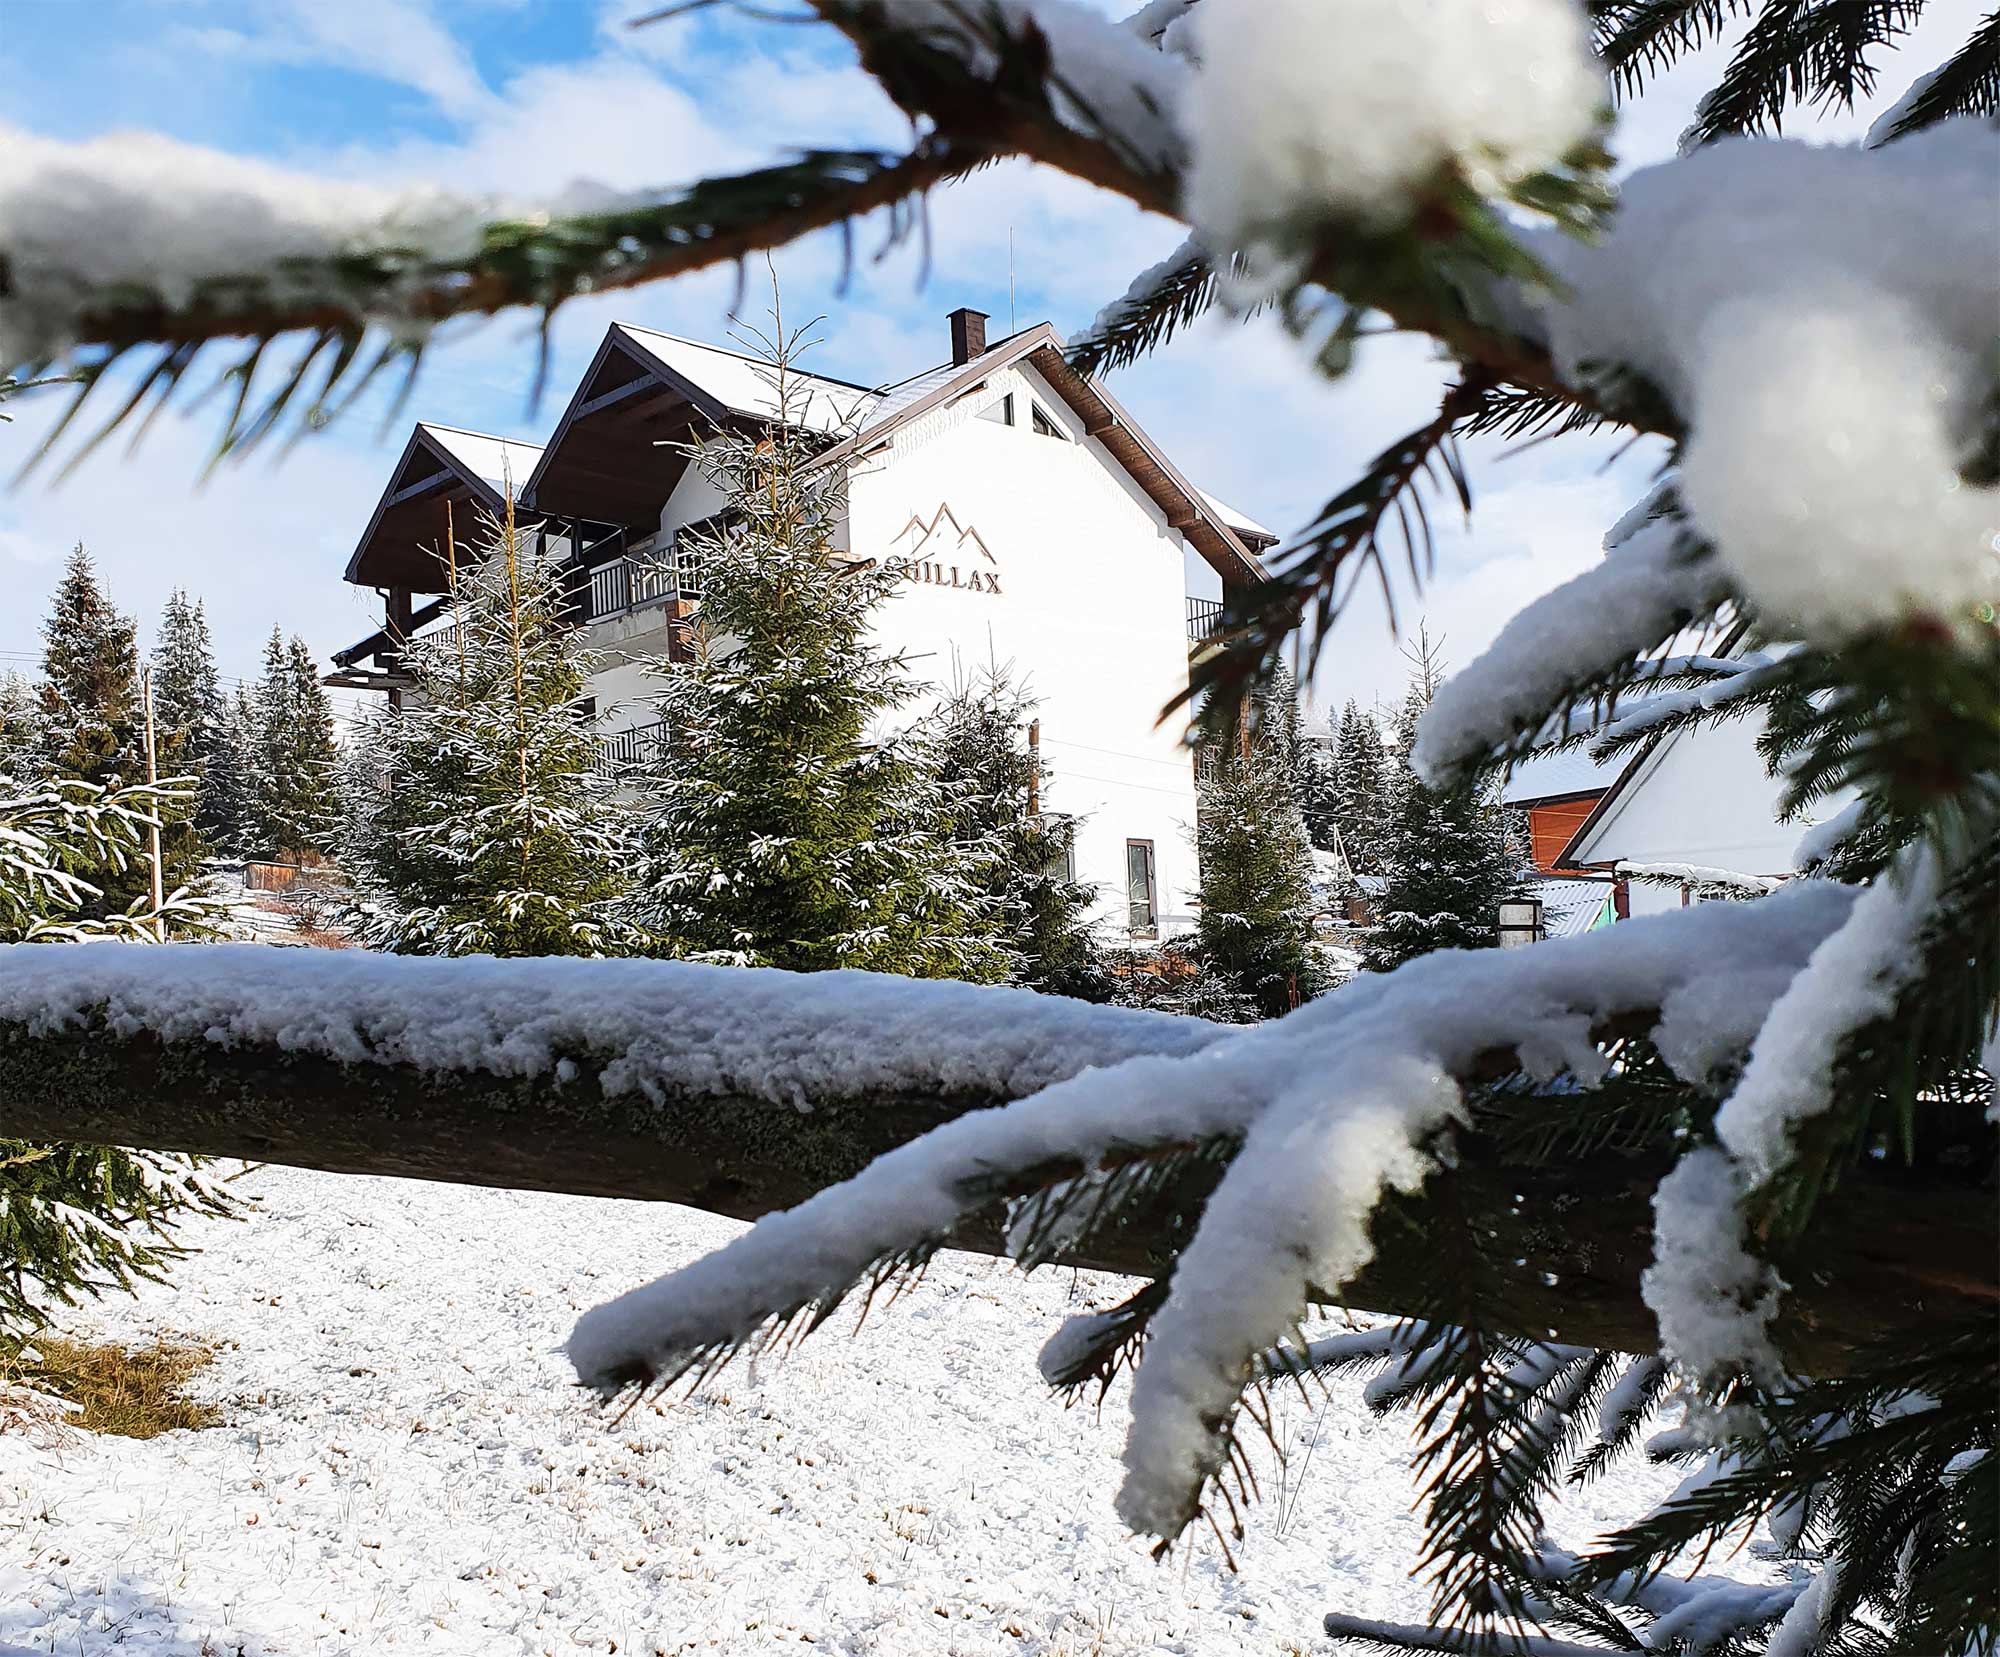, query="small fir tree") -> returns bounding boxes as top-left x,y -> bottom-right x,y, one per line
627,303 -> 1002,981
928,665 -> 1109,1000
1330,697 -> 1388,875
1193,668 -> 1328,1020
0,672 -> 39,773
1361,633 -> 1523,972
345,502 -> 645,957
0,771 -> 231,1361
